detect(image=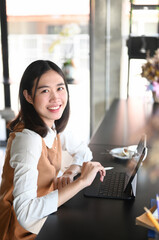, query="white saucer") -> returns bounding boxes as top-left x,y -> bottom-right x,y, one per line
109,145 -> 137,159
